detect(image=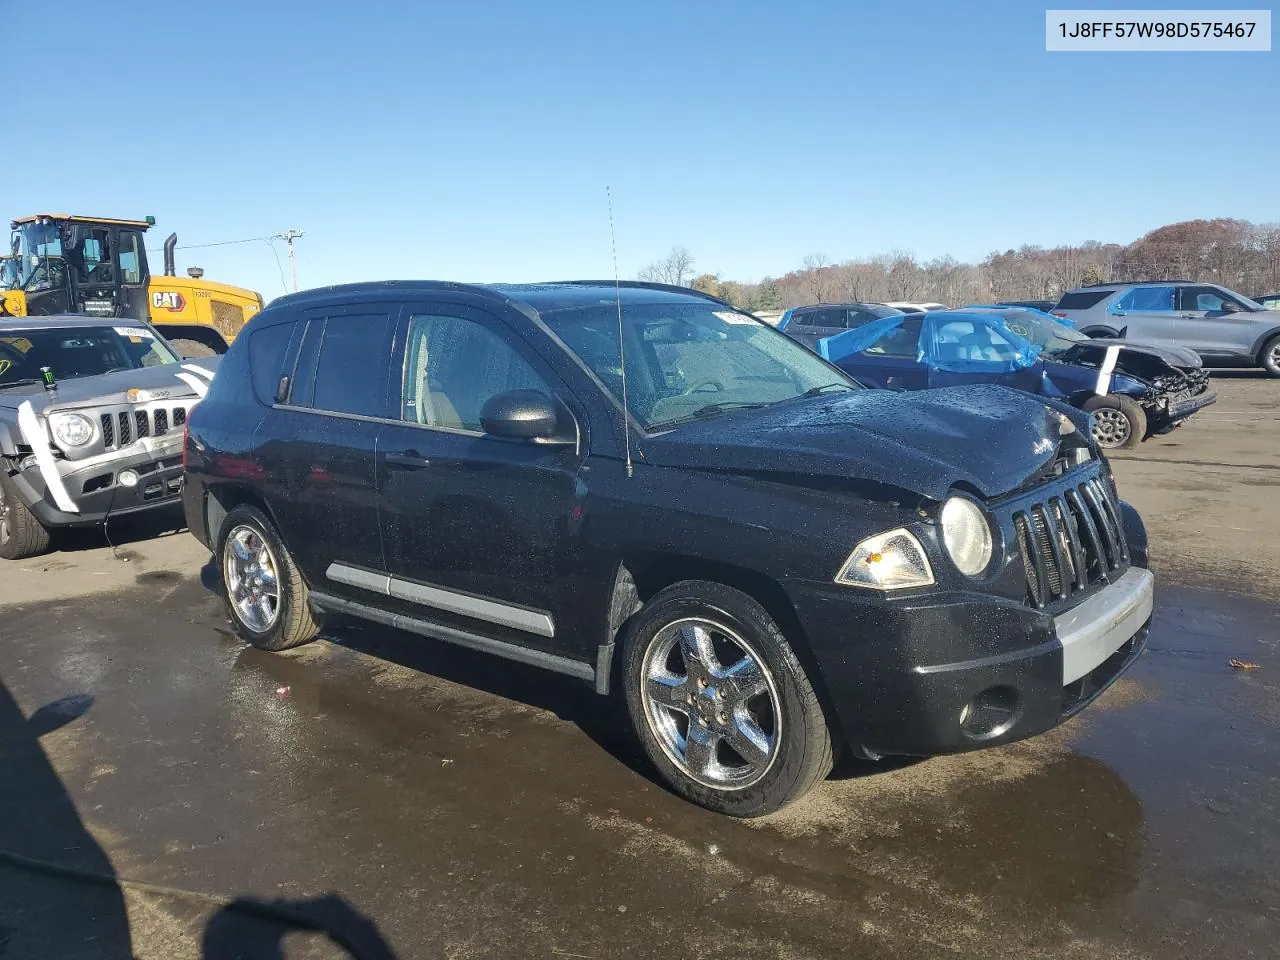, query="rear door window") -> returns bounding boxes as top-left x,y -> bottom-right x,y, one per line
290,309 -> 395,417
1113,286 -> 1174,312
